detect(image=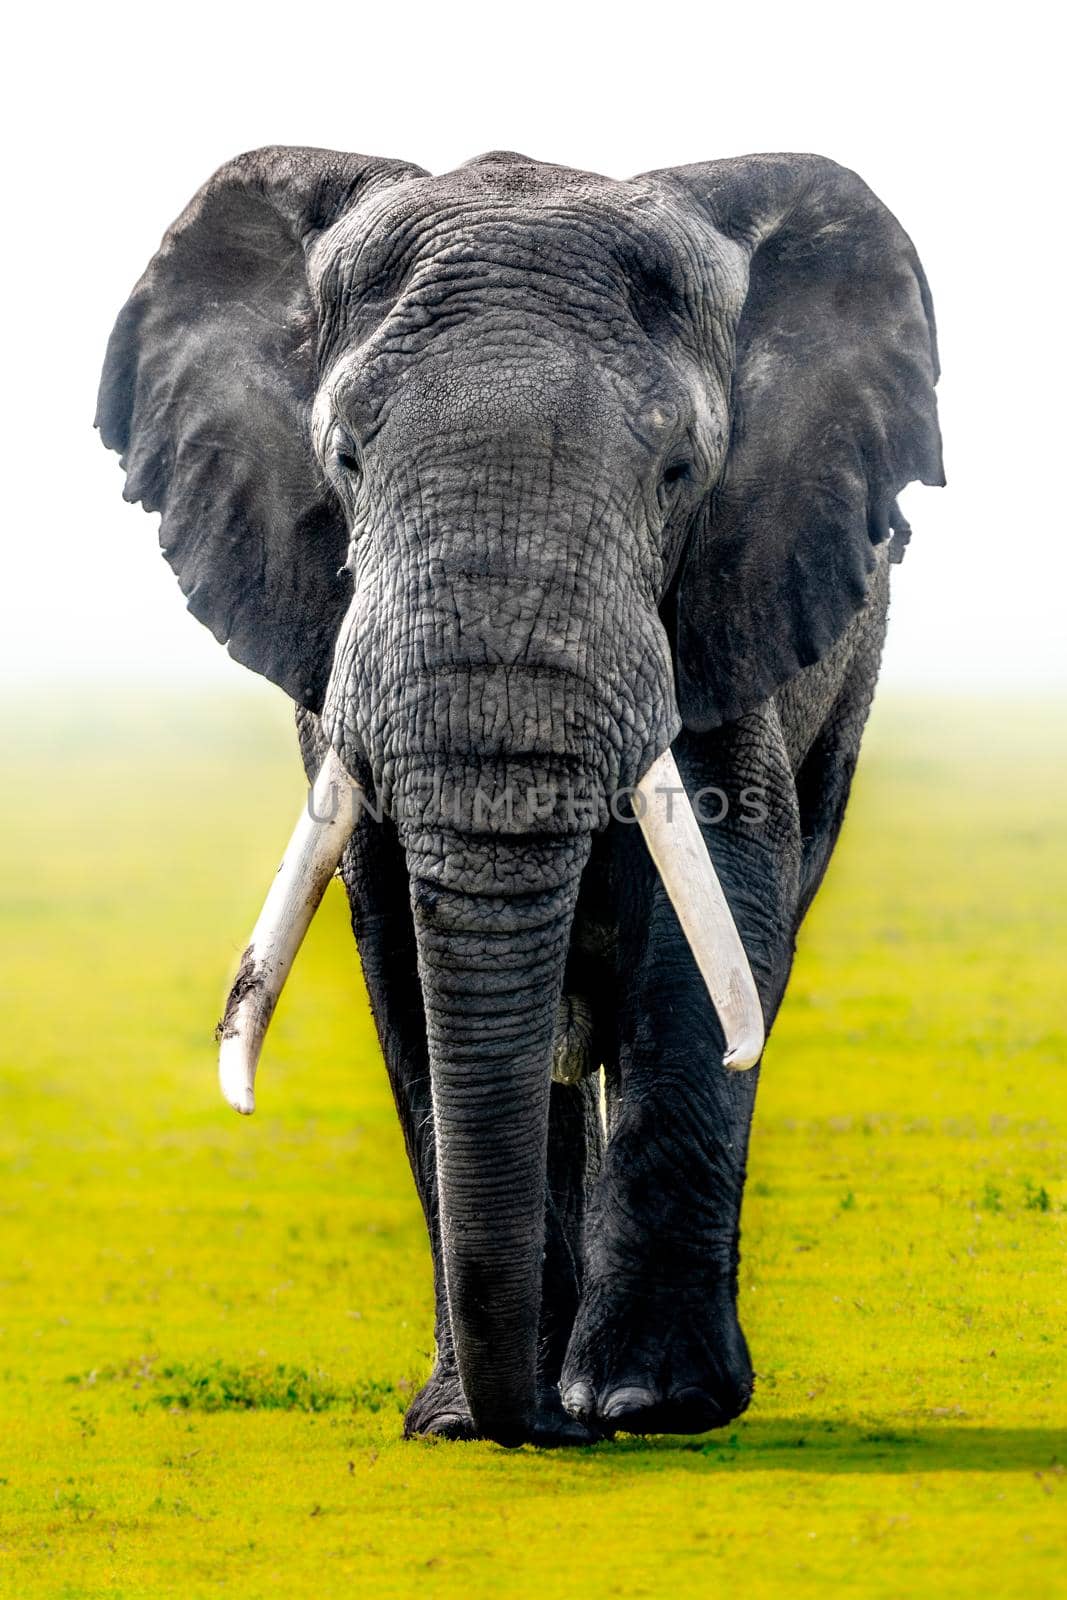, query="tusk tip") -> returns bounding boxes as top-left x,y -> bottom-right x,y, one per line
219,1038 -> 256,1115
722,1035 -> 763,1072
219,1070 -> 256,1115
225,1087 -> 256,1115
